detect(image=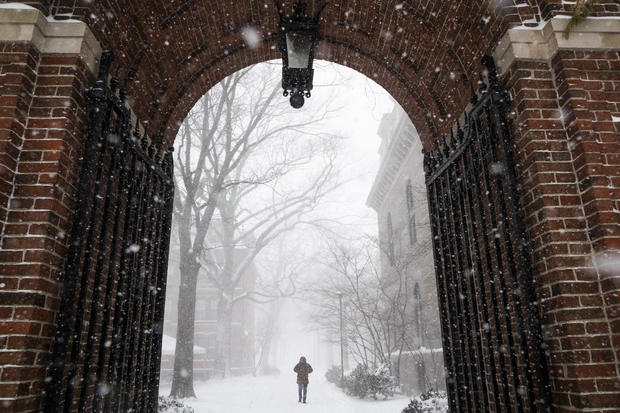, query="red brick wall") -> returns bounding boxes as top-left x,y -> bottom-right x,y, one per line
0,42 -> 92,411
8,0 -> 535,148
504,50 -> 620,412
